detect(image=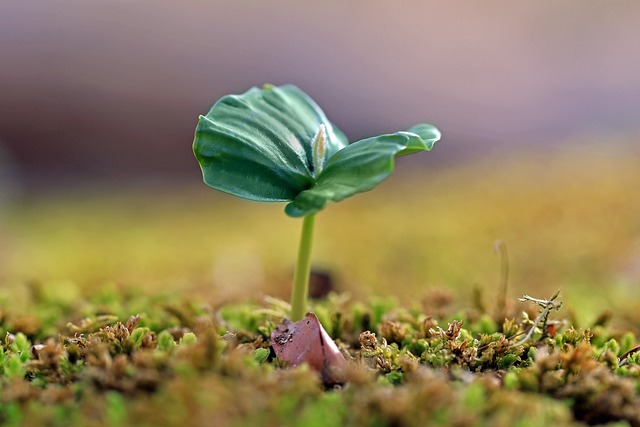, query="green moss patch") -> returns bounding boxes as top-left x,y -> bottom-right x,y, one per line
0,290 -> 638,427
